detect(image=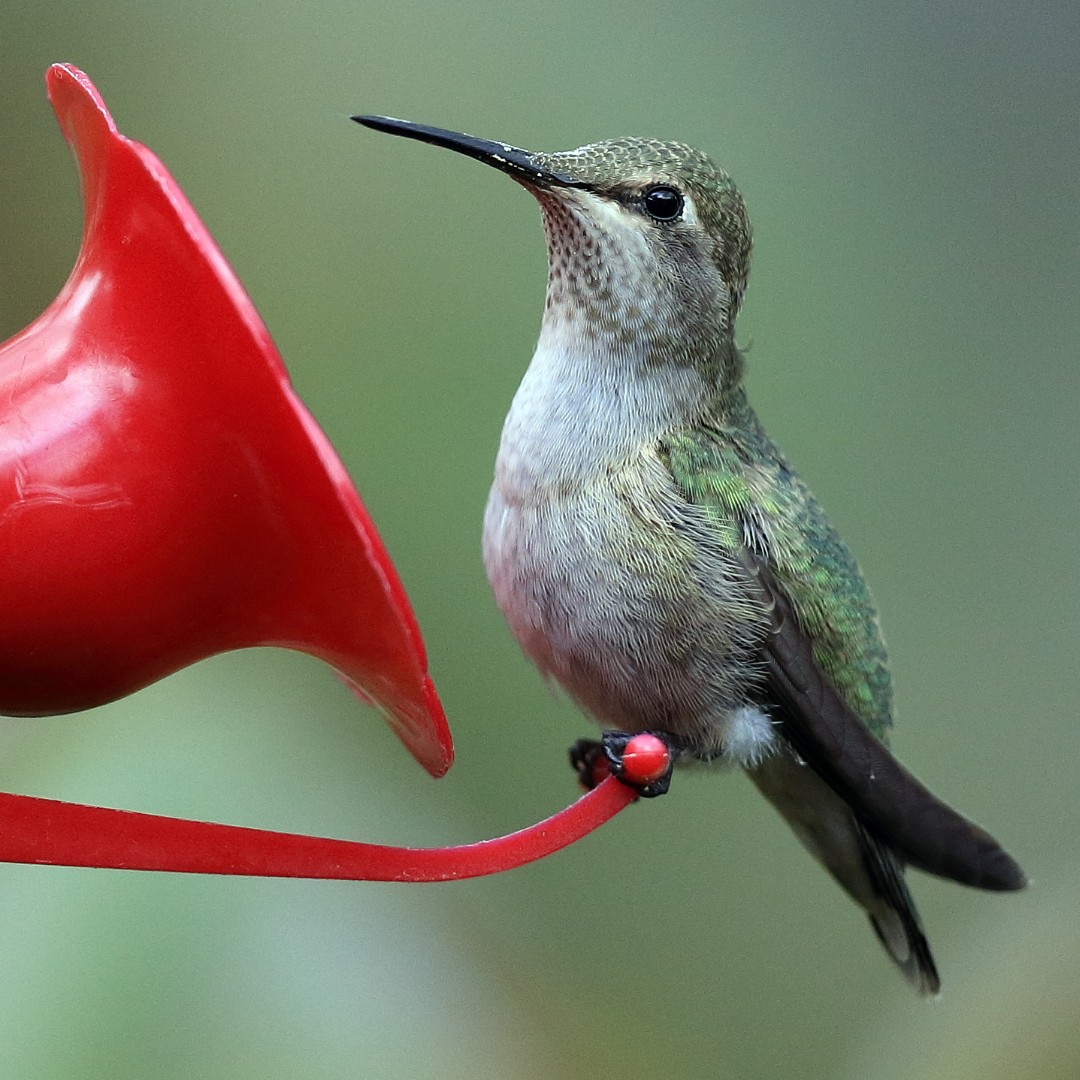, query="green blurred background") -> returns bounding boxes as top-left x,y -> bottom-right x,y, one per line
2,2 -> 1078,1077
